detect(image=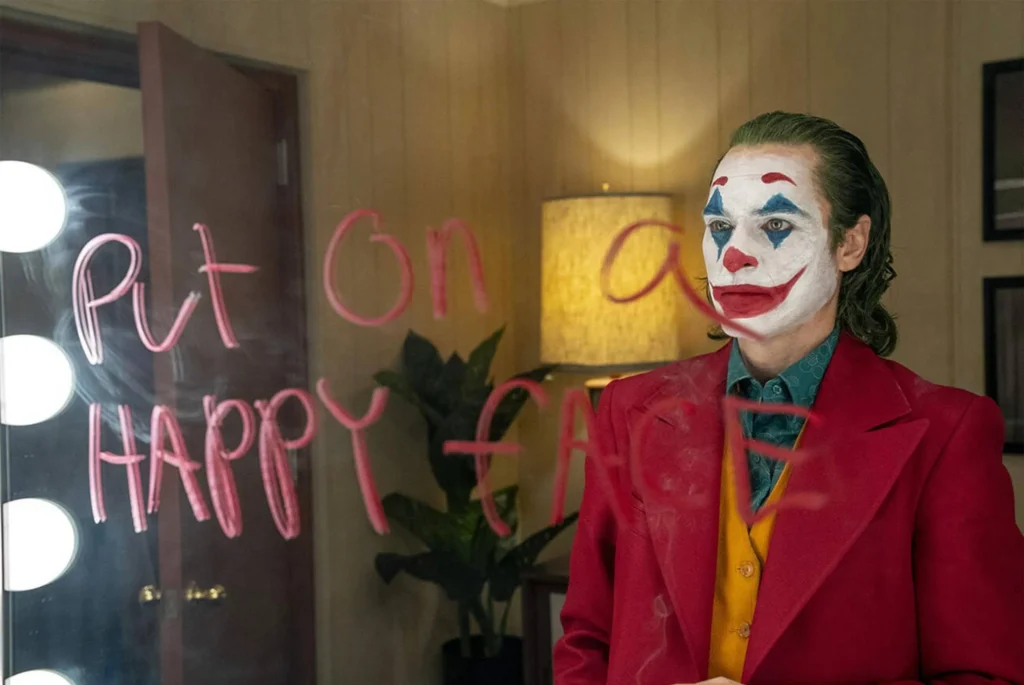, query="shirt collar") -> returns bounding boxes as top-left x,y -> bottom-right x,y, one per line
726,326 -> 840,407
